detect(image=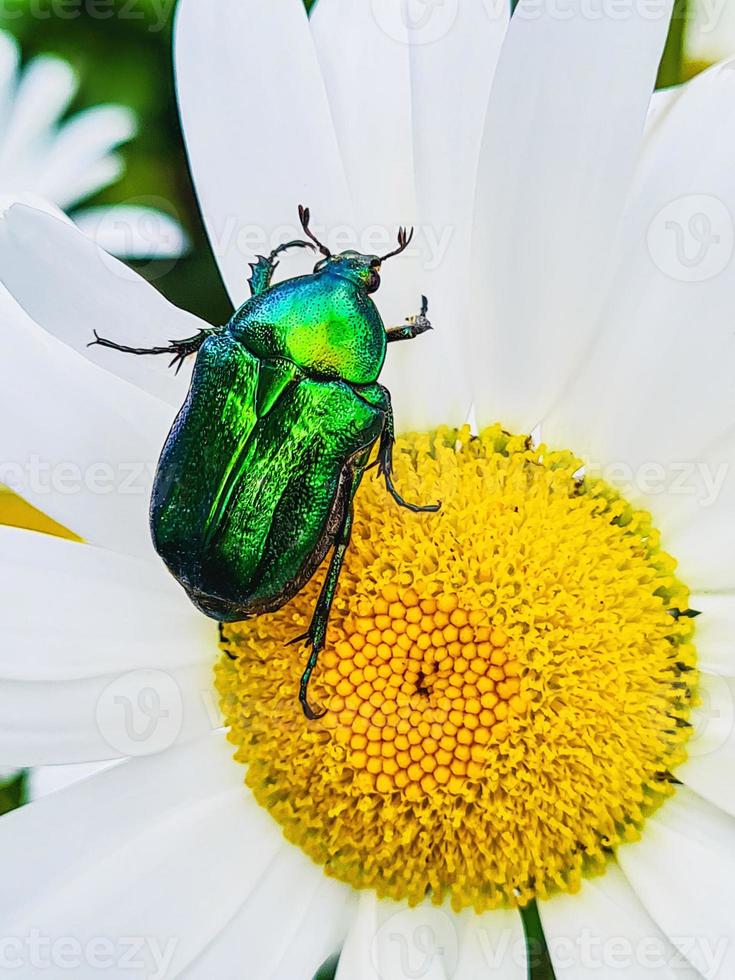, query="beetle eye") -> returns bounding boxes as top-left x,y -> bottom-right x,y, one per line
367,269 -> 381,293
